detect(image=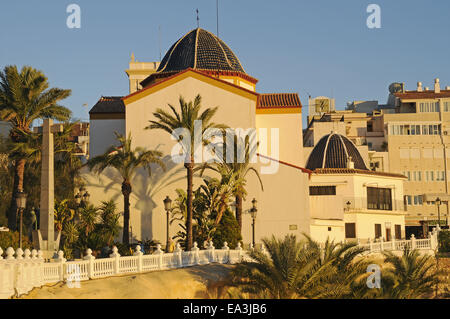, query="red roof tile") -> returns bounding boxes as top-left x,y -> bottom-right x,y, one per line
257,93 -> 302,108
394,90 -> 450,100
